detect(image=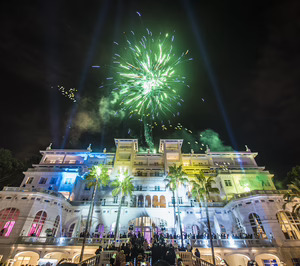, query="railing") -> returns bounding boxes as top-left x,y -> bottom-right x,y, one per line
232,189 -> 290,200
193,255 -> 214,266
16,236 -> 129,247
168,202 -> 226,208
71,201 -> 129,207
190,239 -> 274,248
78,255 -> 100,266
